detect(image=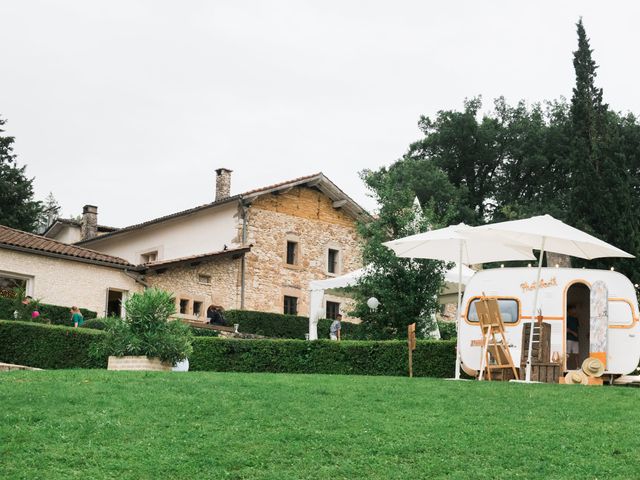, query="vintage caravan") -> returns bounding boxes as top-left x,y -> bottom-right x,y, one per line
459,267 -> 640,380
